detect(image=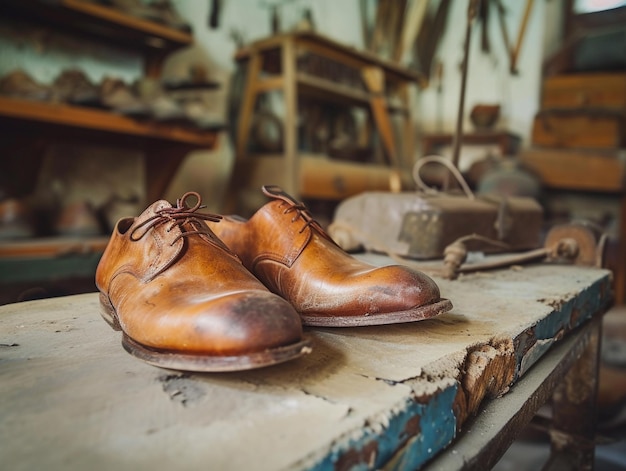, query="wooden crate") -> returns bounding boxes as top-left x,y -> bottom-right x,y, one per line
542,74 -> 626,111
520,147 -> 625,192
532,110 -> 624,149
